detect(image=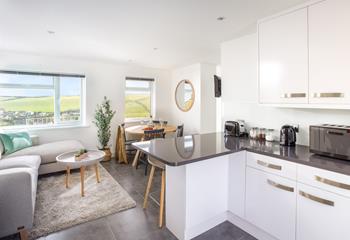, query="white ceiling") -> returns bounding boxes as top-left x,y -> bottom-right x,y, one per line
0,0 -> 308,69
